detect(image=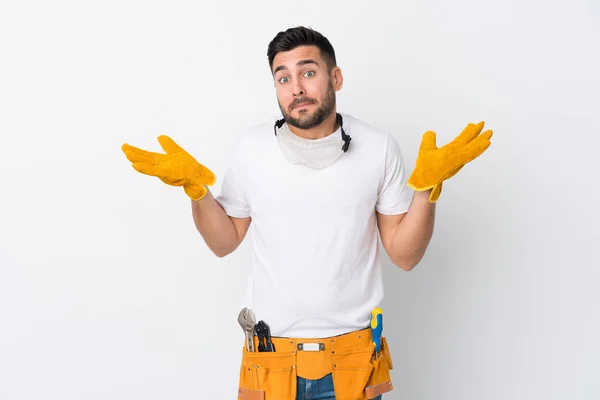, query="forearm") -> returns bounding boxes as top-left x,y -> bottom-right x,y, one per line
191,189 -> 241,257
390,190 -> 436,270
